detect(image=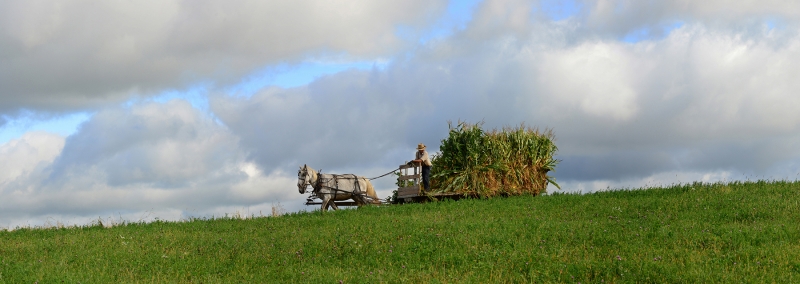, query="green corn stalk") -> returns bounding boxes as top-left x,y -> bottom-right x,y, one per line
430,121 -> 560,197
